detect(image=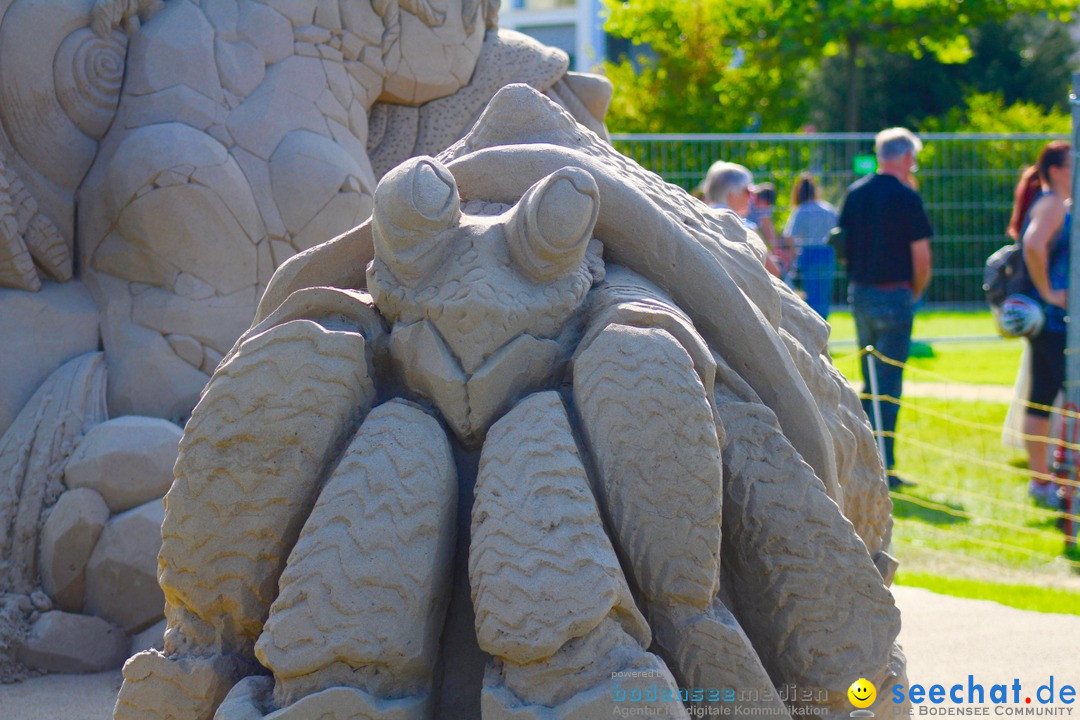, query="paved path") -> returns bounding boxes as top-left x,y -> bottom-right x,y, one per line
895,585 -> 1080,707
2,586 -> 1078,719
850,380 -> 1016,403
